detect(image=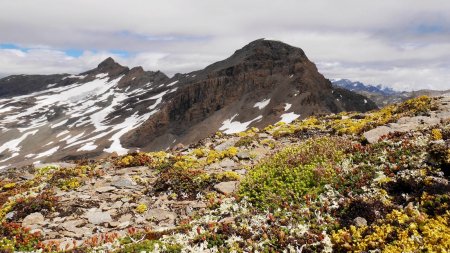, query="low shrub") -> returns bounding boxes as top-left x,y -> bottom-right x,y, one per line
239,137 -> 350,209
